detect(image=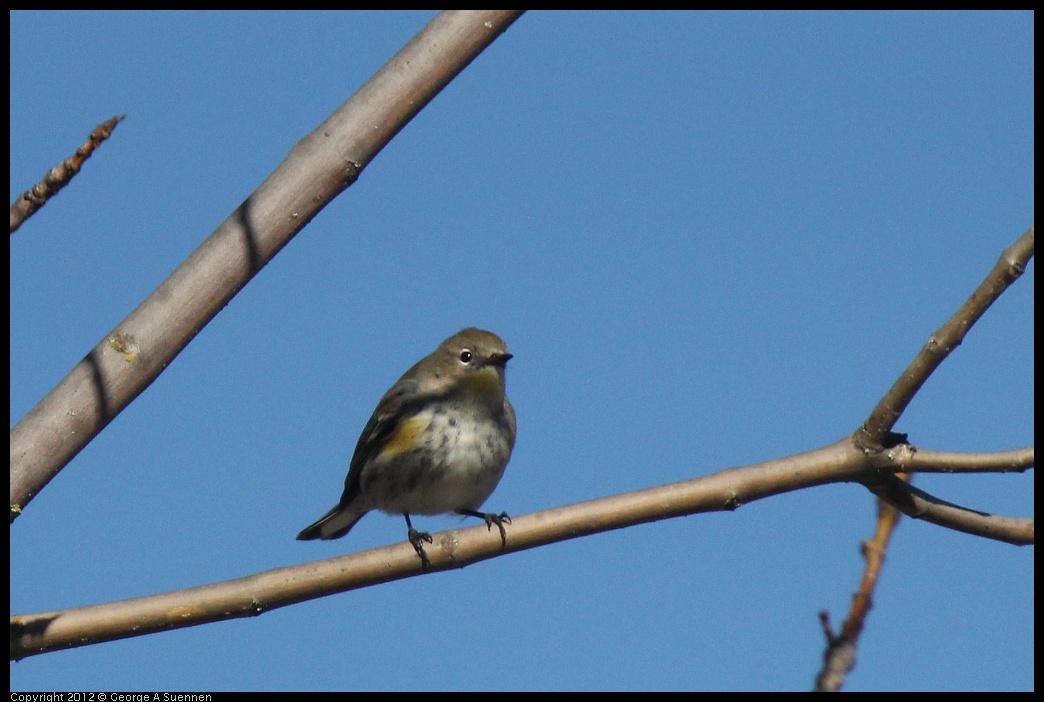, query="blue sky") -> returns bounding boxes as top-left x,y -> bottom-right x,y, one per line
10,11 -> 1033,692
